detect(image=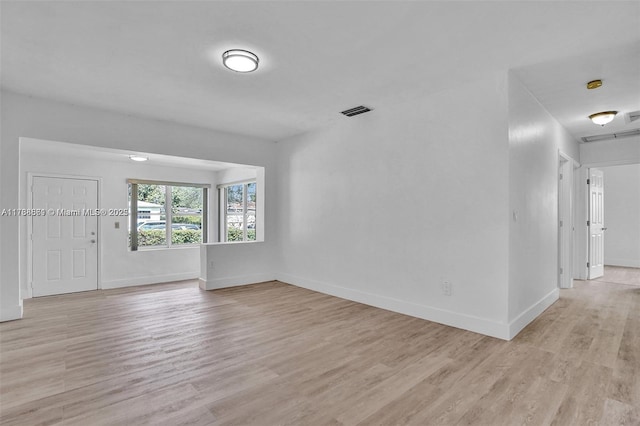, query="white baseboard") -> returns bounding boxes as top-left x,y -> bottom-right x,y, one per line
507,288 -> 559,339
0,304 -> 23,322
605,259 -> 640,268
276,272 -> 510,340
200,272 -> 276,291
101,272 -> 199,290
13,266 -> 563,340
